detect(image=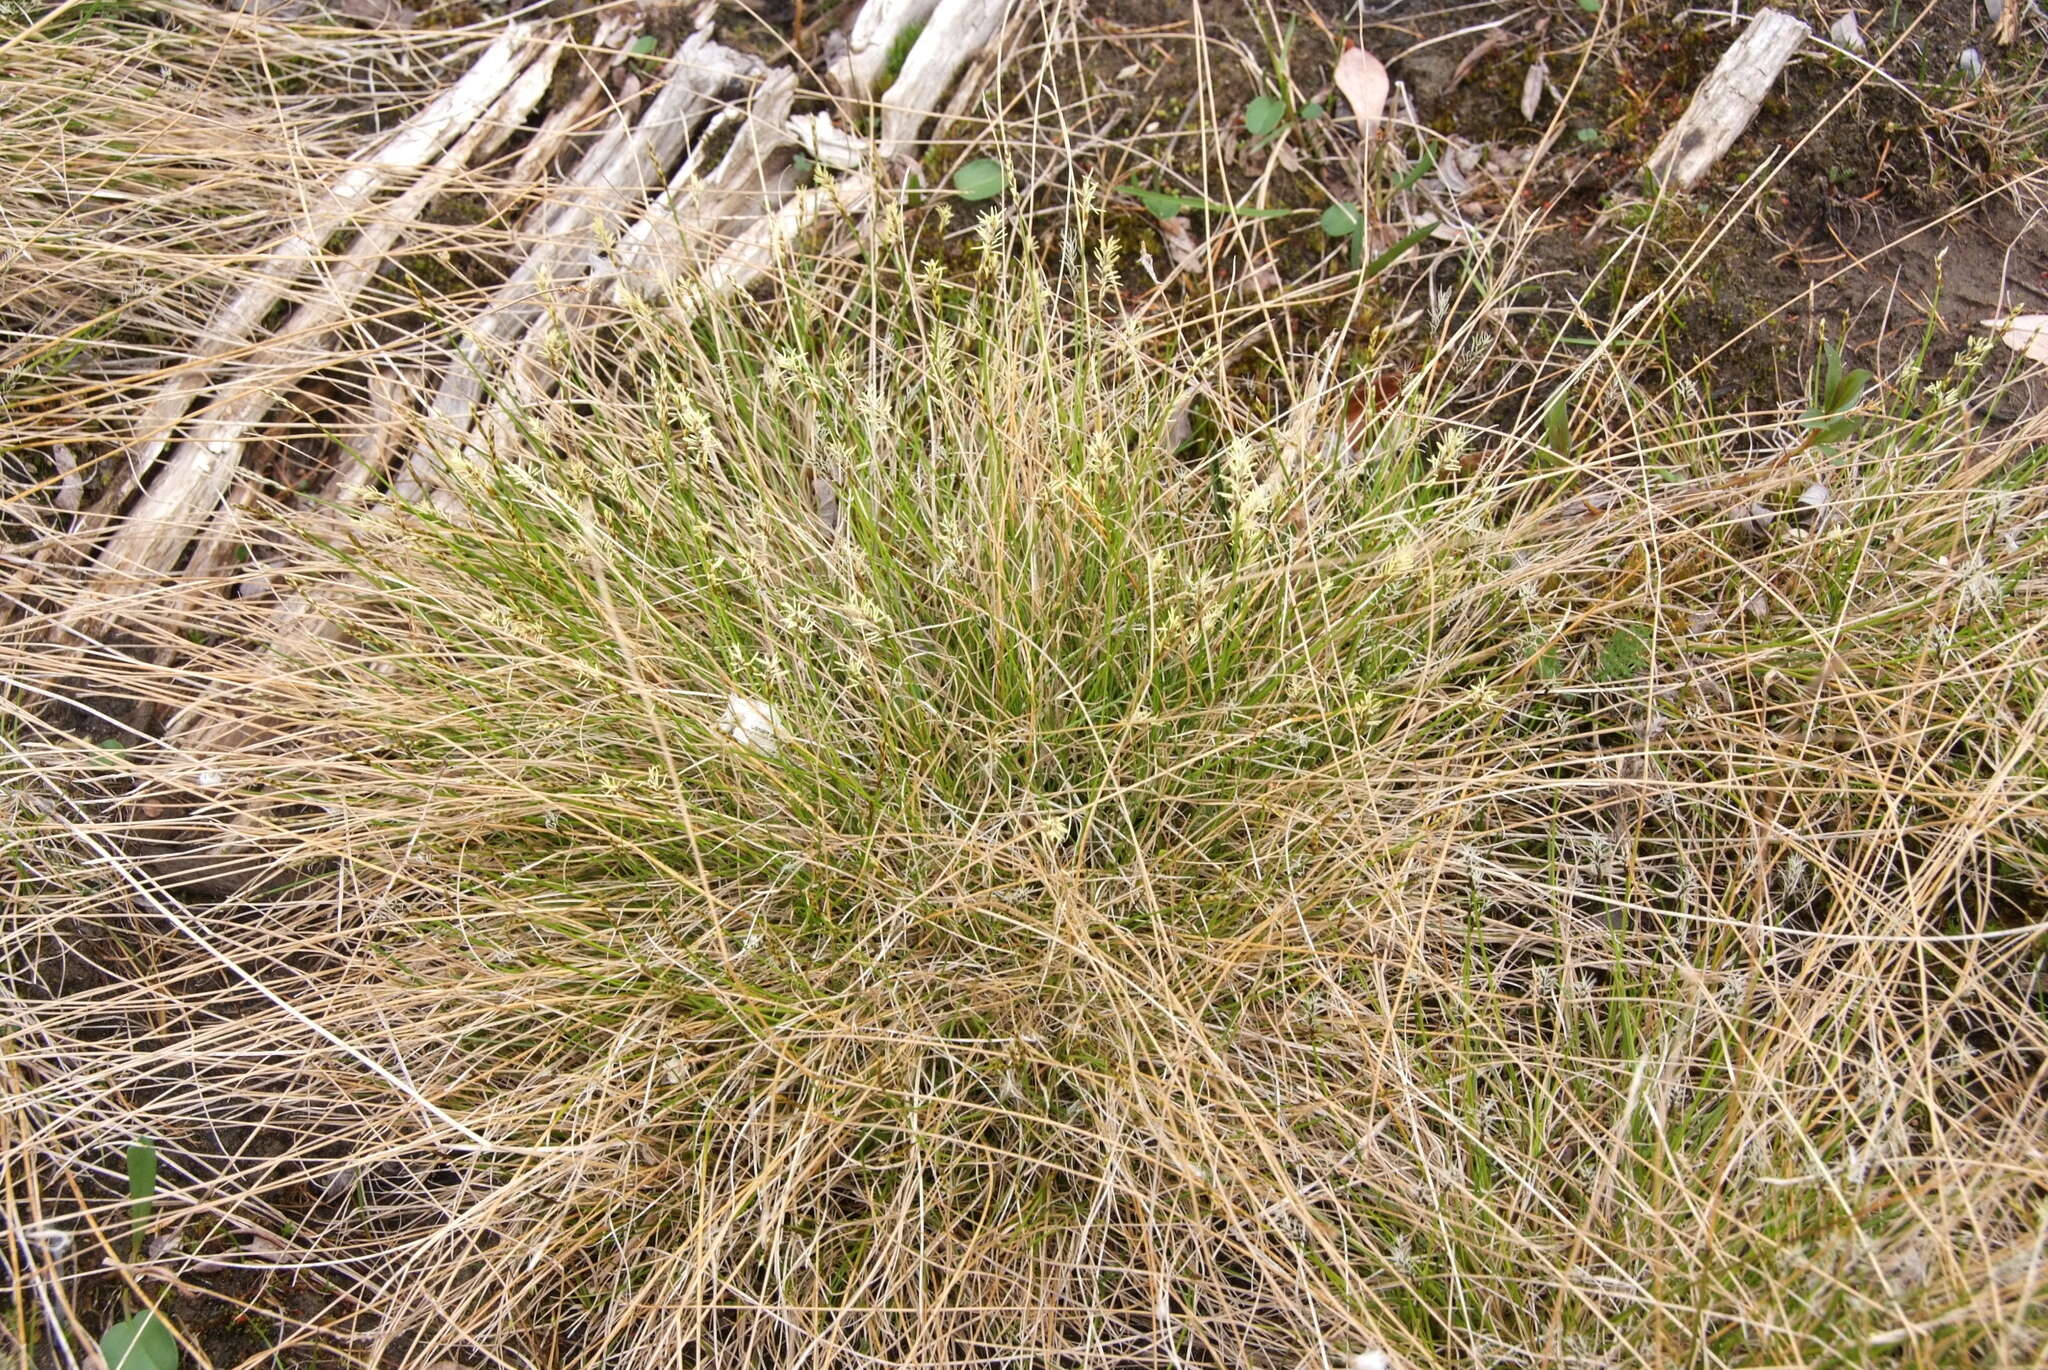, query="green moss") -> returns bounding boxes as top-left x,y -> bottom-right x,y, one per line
874,19 -> 927,97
